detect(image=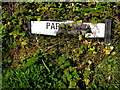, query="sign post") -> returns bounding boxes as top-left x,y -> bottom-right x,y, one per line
104,19 -> 111,45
